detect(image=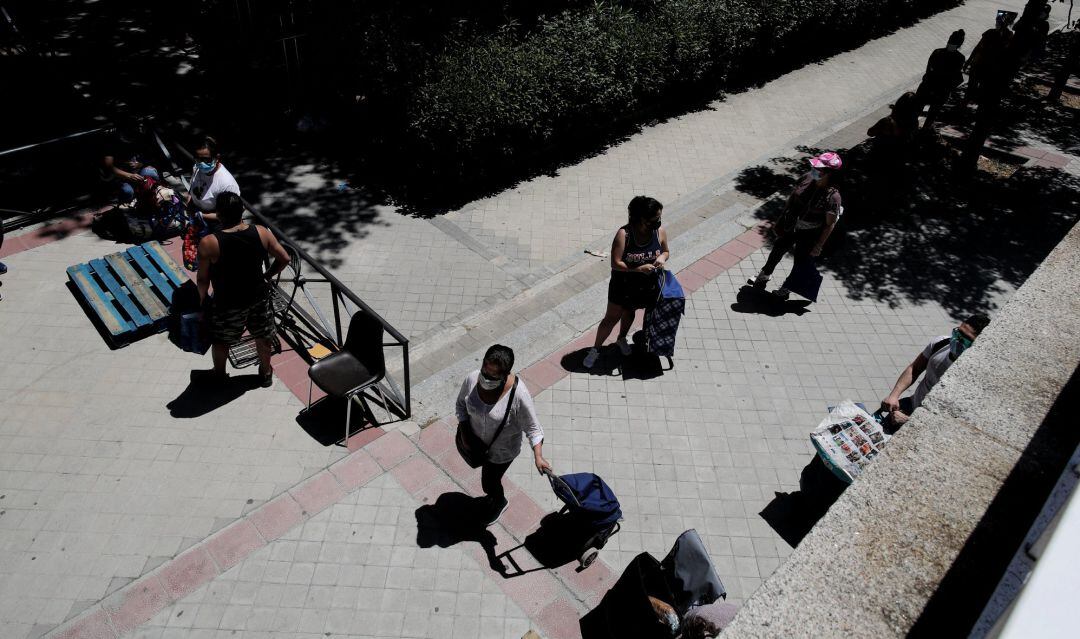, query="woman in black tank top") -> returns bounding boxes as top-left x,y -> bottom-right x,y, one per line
583,196 -> 670,369
209,225 -> 269,309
